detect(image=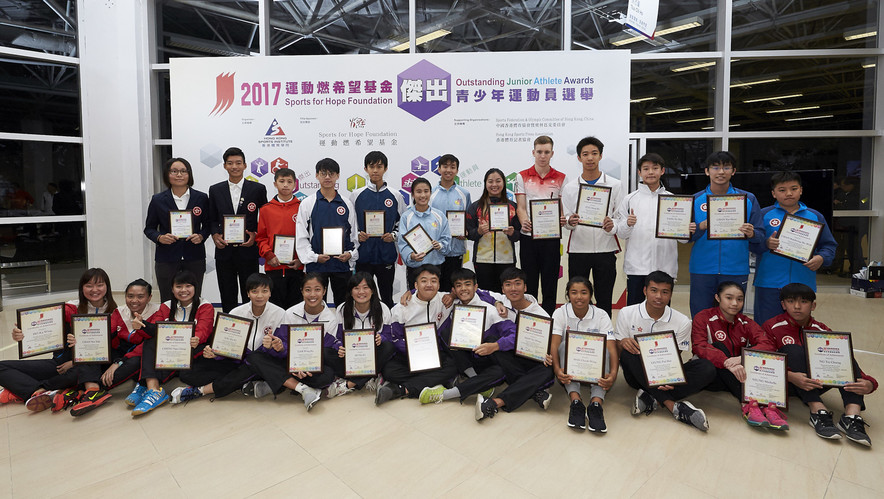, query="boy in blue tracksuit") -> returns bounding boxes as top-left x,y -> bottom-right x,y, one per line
350,151 -> 405,309
429,154 -> 471,292
688,151 -> 764,316
296,158 -> 360,306
751,171 -> 836,324
398,177 -> 452,290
